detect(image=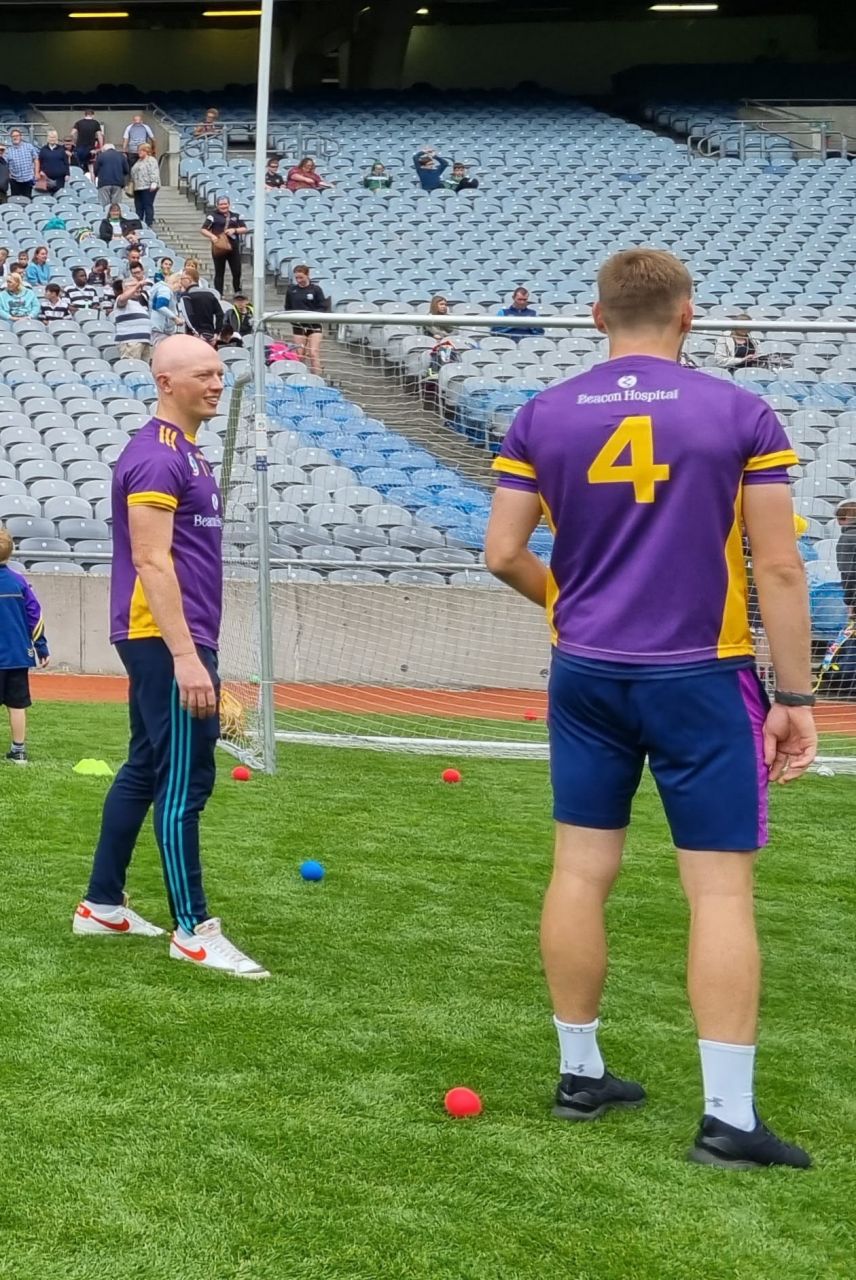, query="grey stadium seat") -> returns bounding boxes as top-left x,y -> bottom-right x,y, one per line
389,525 -> 445,551
87,563 -> 112,576
28,562 -> 86,575
43,496 -> 94,521
271,568 -> 323,584
29,479 -> 76,502
3,516 -> 56,540
57,518 -> 110,543
300,545 -> 356,563
331,525 -> 388,550
420,547 -> 476,565
0,495 -> 40,519
449,570 -> 504,588
328,569 -> 385,585
360,546 -> 416,565
388,569 -> 447,586
277,523 -> 331,548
